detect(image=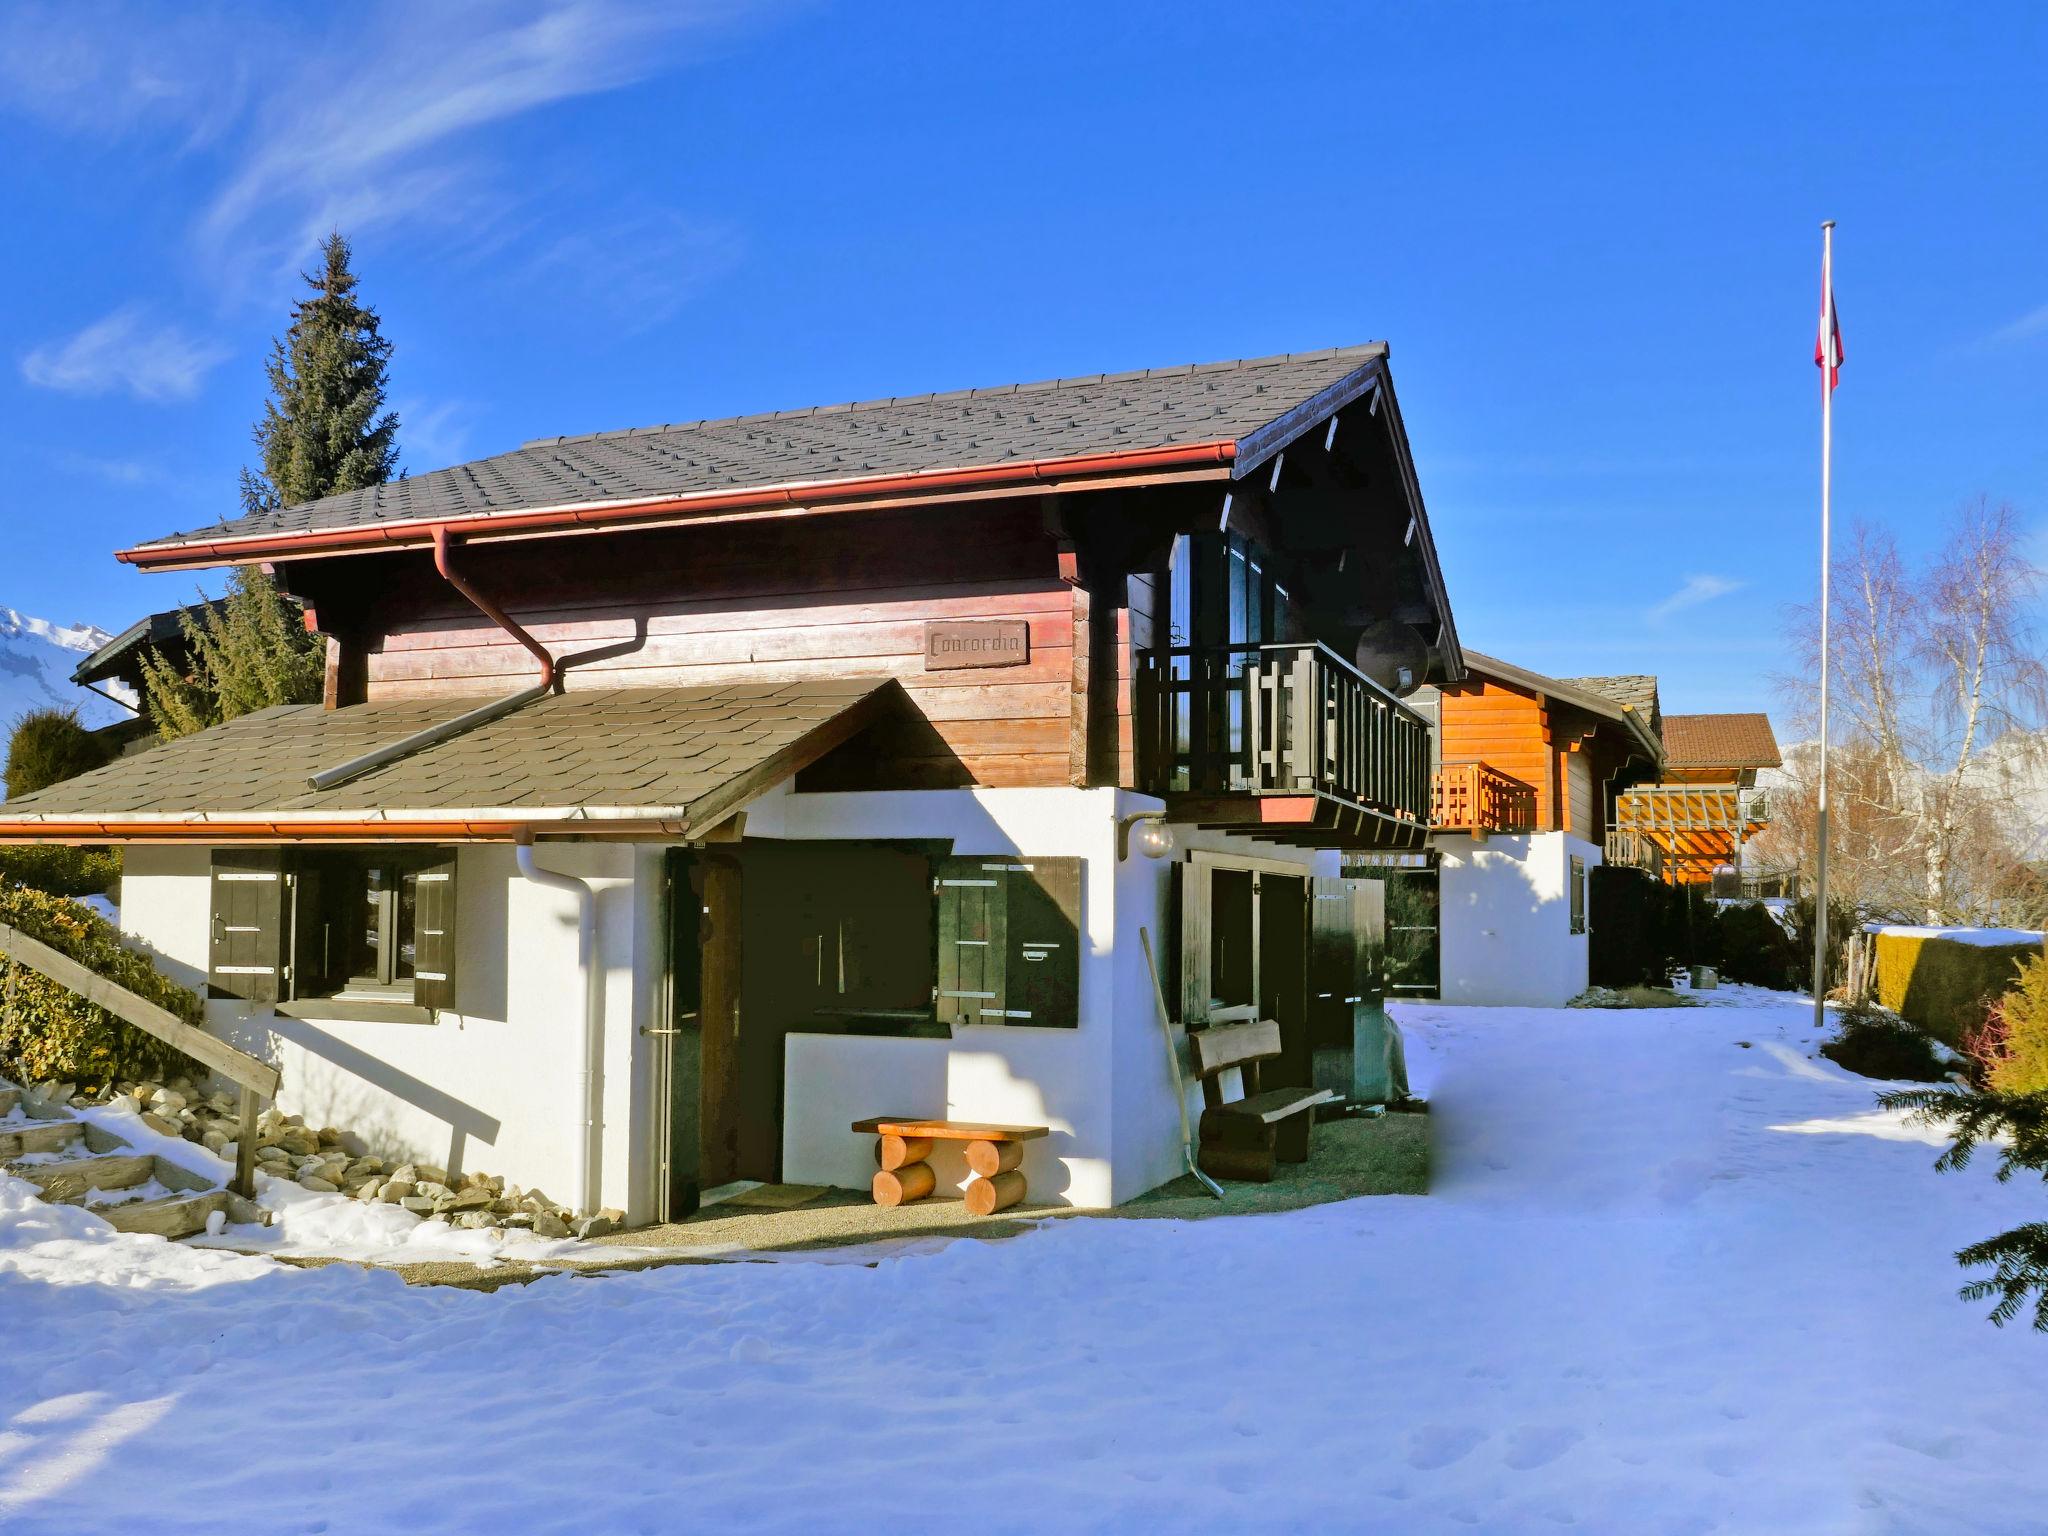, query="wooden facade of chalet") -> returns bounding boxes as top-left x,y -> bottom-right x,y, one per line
1423,654 -> 1659,845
